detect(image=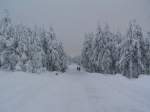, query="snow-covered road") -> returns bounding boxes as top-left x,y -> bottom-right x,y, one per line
0,64 -> 150,112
